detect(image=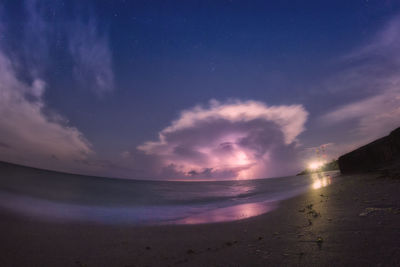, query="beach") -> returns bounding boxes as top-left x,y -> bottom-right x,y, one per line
1,1 -> 400,266
1,171 -> 399,266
